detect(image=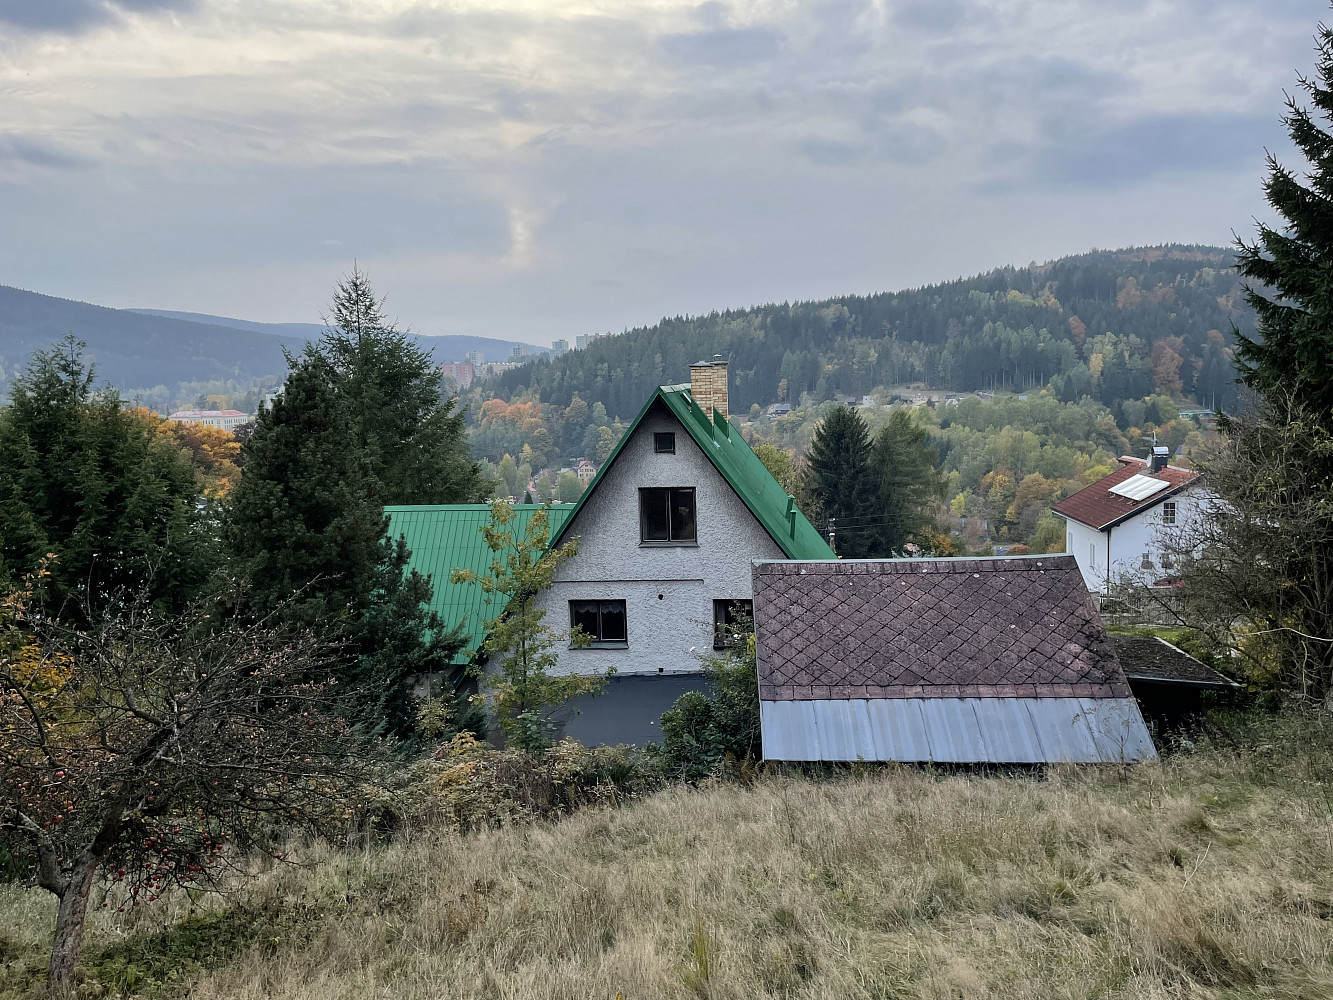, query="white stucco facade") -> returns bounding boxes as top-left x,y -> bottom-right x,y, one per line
1061,485 -> 1208,593
532,399 -> 786,677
